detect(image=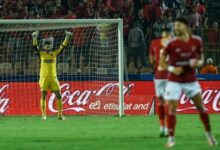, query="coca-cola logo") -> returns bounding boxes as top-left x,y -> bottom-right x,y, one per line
0,84 -> 10,113
48,83 -> 135,113
178,89 -> 220,112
